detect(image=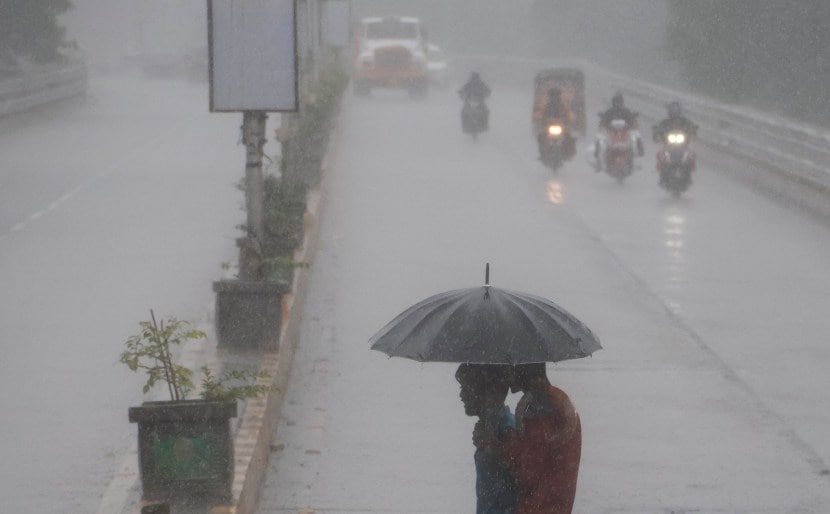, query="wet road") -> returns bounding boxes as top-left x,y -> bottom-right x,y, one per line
257,81 -> 830,512
2,67 -> 829,512
0,74 -> 246,513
